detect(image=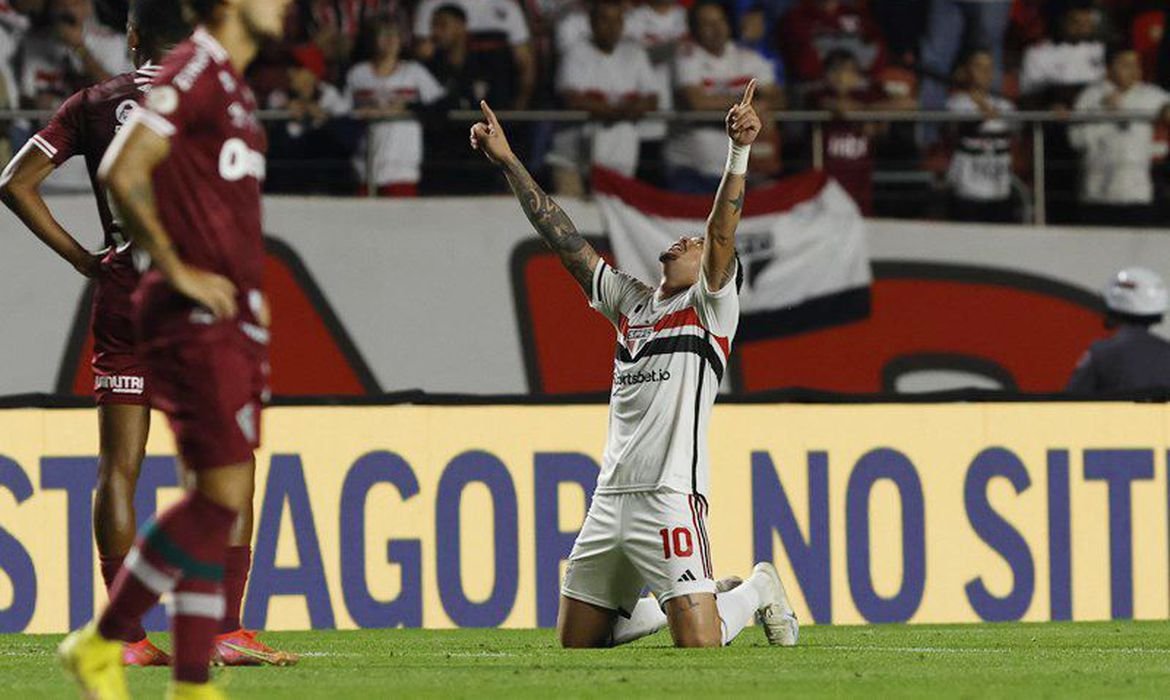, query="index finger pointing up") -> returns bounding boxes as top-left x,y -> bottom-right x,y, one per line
740,78 -> 758,106
480,100 -> 500,128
